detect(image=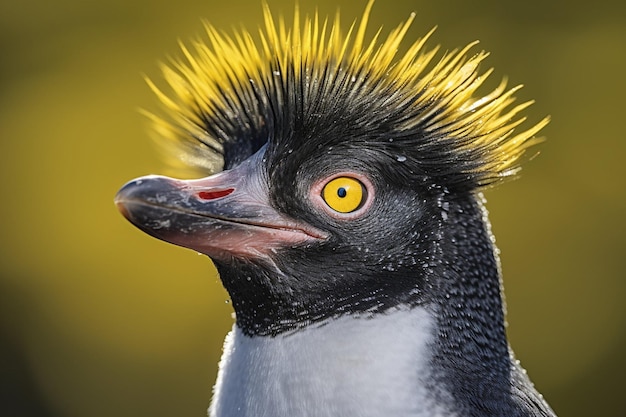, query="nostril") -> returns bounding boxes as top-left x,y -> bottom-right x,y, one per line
197,188 -> 235,200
